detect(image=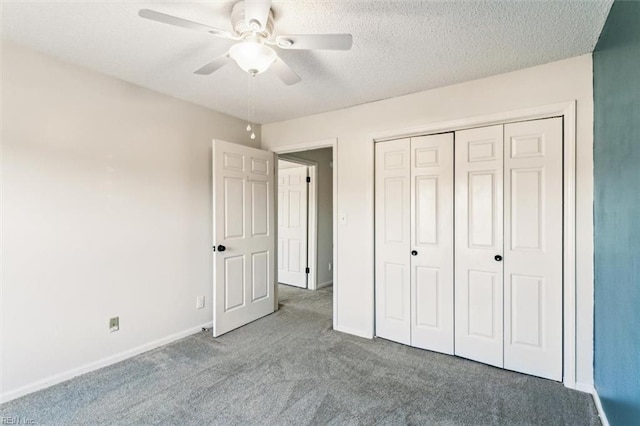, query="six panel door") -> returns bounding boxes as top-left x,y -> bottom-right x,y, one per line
503,118 -> 563,381
454,125 -> 505,368
410,134 -> 454,354
375,138 -> 412,345
277,165 -> 309,288
212,140 -> 275,337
